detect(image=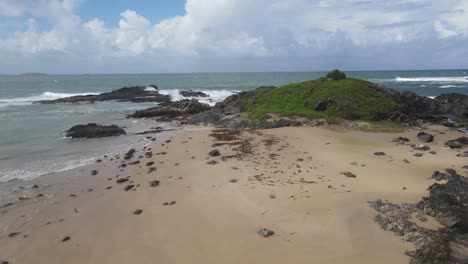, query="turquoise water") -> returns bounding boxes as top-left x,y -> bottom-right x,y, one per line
1,70 -> 468,181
